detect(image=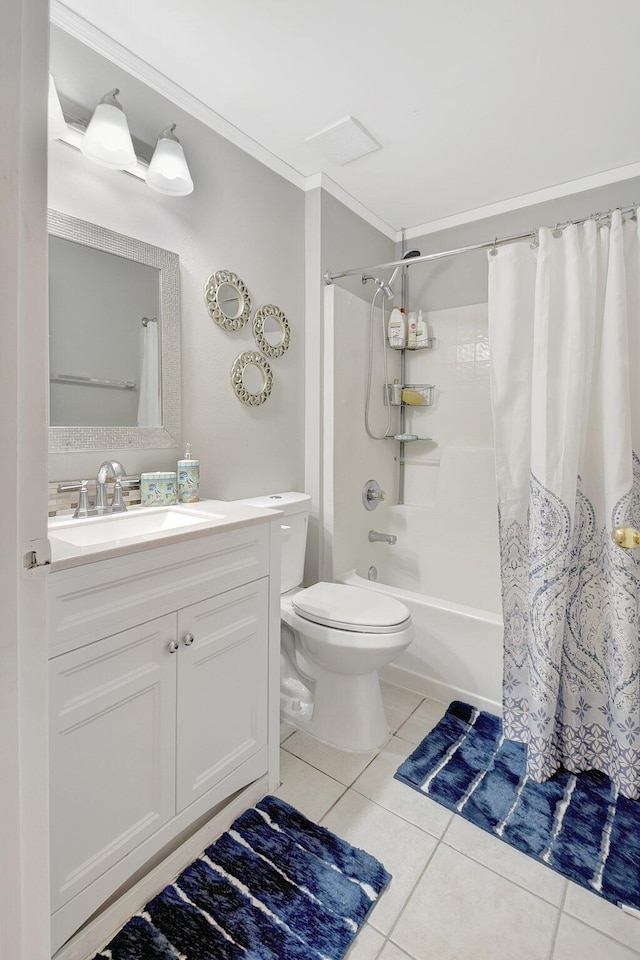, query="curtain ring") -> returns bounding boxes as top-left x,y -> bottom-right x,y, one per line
552,223 -> 562,239
529,231 -> 539,249
489,237 -> 498,257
